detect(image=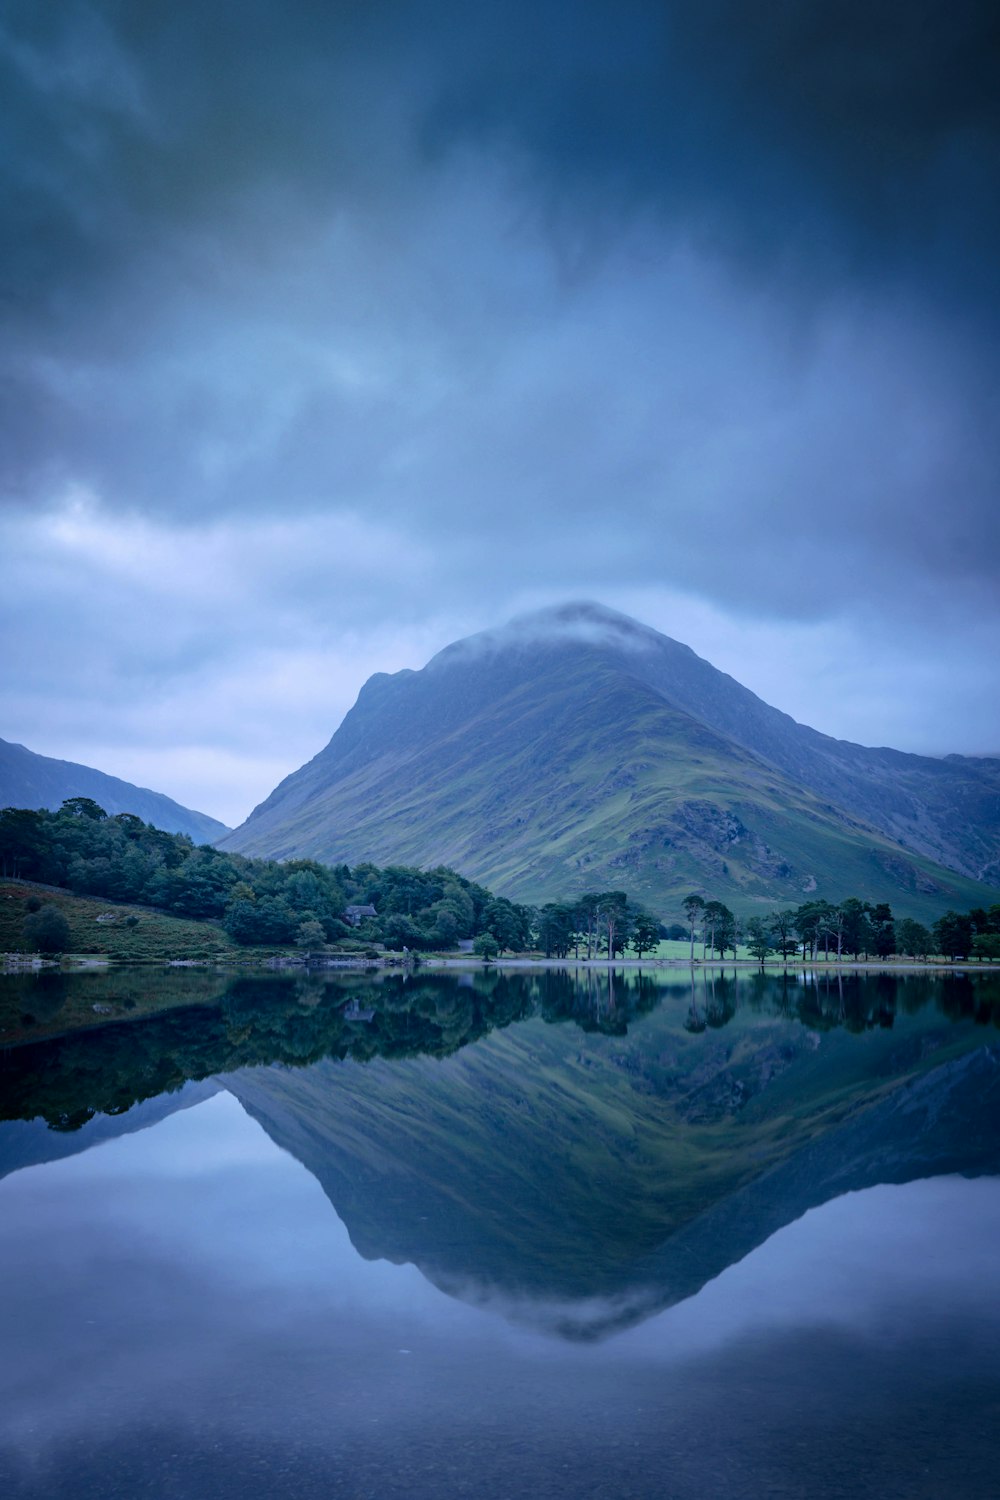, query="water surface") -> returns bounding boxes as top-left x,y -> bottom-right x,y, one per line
1,967 -> 999,1497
